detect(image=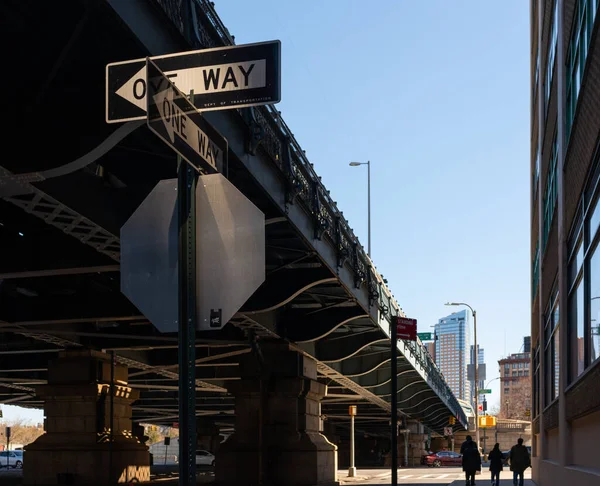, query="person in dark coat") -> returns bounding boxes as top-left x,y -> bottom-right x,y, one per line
508,438 -> 530,486
488,443 -> 504,486
462,440 -> 482,486
460,435 -> 473,454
